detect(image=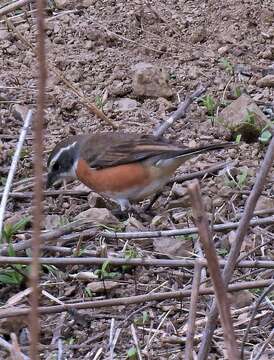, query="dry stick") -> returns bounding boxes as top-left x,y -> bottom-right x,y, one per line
1,214 -> 274,256
0,110 -> 32,239
29,1 -> 46,358
153,84 -> 207,138
0,280 -> 271,319
0,336 -> 29,360
0,219 -> 89,255
253,328 -> 274,360
0,256 -> 273,270
0,189 -> 90,199
241,281 -> 274,358
5,17 -> 116,129
131,324 -> 143,360
198,135 -> 274,359
188,180 -> 240,359
184,261 -> 202,360
0,0 -> 32,17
